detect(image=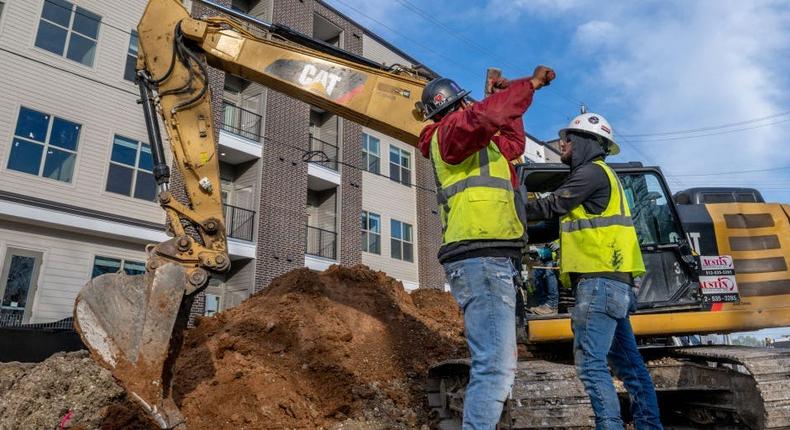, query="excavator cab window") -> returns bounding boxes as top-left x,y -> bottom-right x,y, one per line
620,172 -> 683,246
